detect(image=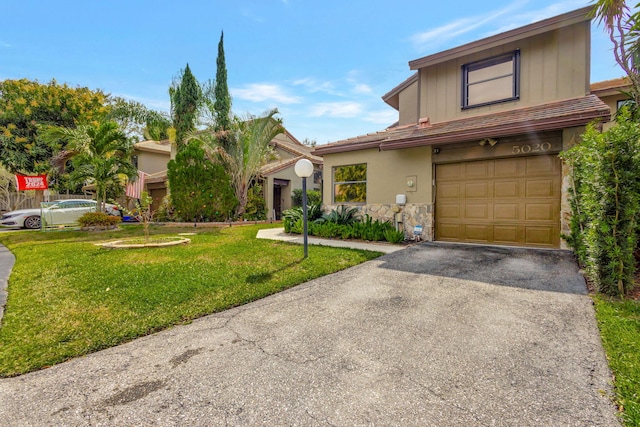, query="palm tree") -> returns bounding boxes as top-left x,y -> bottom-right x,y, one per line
48,121 -> 136,211
590,1 -> 640,110
190,109 -> 284,218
